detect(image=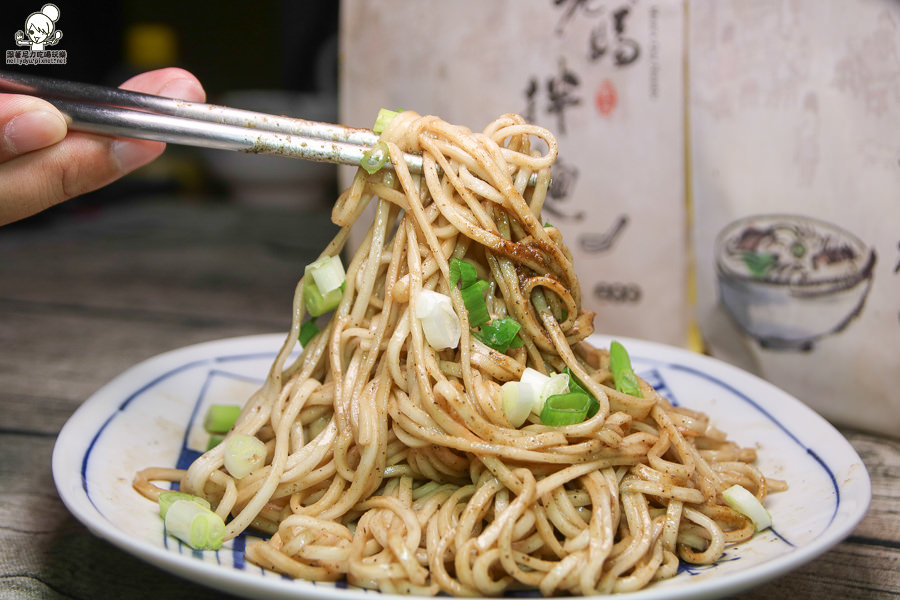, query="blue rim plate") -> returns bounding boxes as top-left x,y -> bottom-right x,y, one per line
52,333 -> 871,600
